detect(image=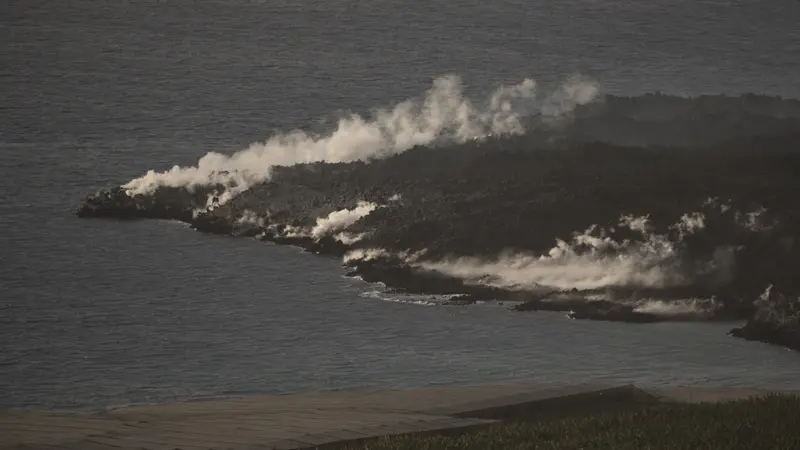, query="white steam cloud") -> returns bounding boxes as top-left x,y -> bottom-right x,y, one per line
235,210 -> 266,227
341,202 -> 773,304
122,74 -> 599,204
343,248 -> 427,265
541,74 -> 600,118
232,209 -> 267,235
633,298 -> 720,316
413,239 -> 688,292
406,210 -> 753,292
753,284 -> 800,325
335,232 -> 367,245
265,201 -> 383,242
410,215 -> 694,292
343,248 -> 394,264
311,201 -> 378,239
